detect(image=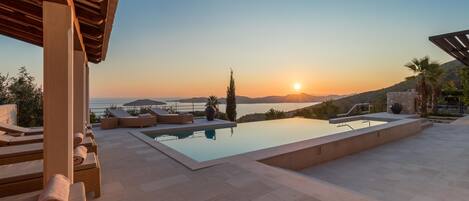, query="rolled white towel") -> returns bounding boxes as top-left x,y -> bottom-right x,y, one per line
73,132 -> 84,146
73,145 -> 88,165
38,174 -> 71,201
